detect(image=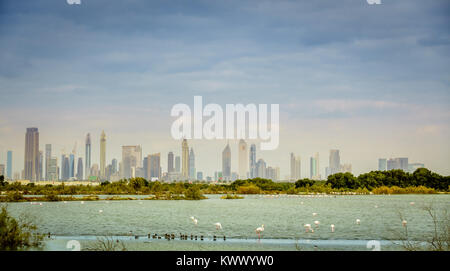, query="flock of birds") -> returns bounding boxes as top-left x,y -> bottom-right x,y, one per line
31,197 -> 415,241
